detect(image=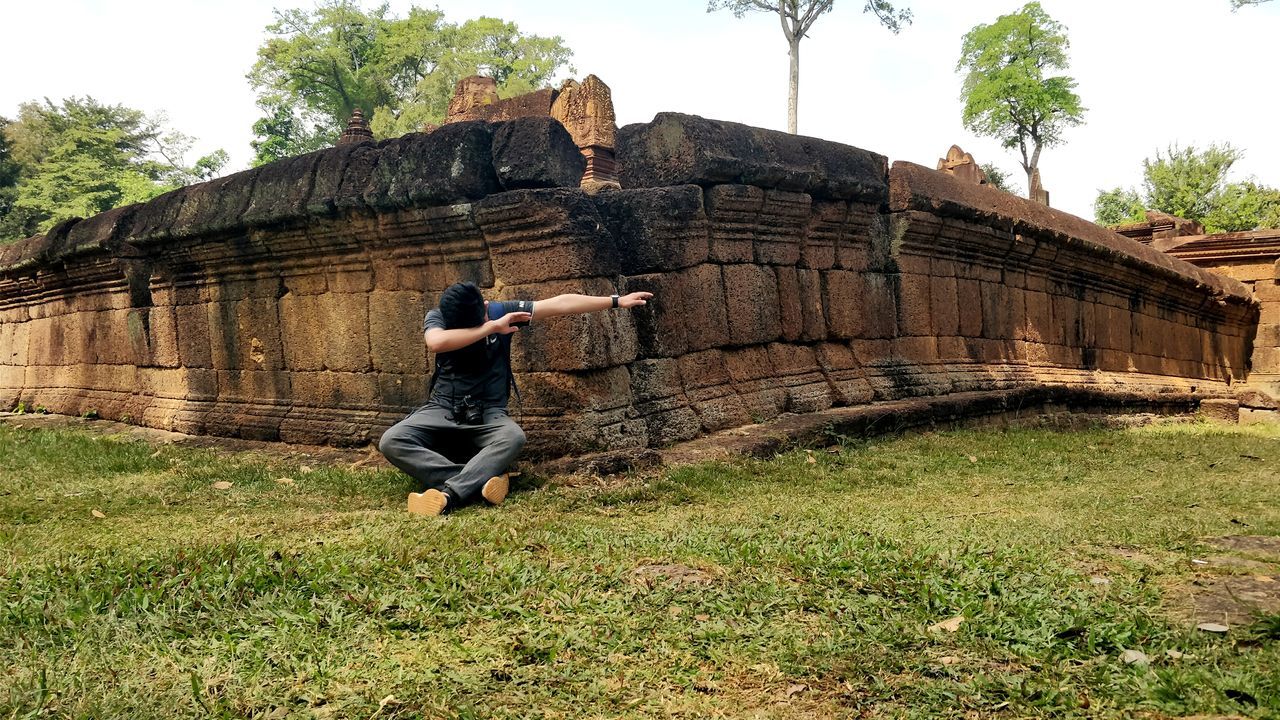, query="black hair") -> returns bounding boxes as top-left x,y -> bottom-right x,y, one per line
439,282 -> 485,329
